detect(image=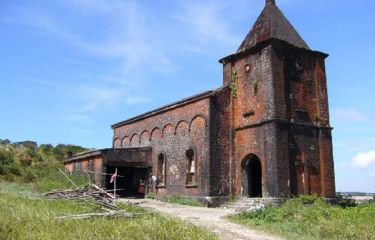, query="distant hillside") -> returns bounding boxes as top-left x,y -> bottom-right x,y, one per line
0,139 -> 90,183
0,139 -> 89,165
